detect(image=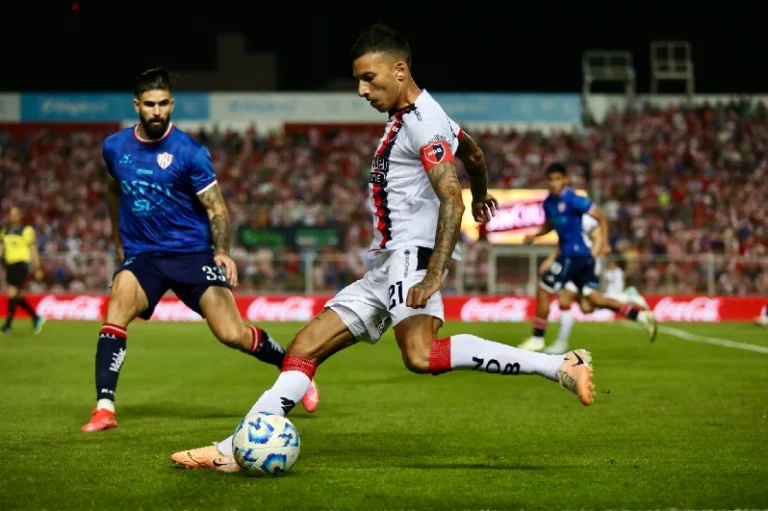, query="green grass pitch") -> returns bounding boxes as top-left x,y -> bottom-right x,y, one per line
1,320 -> 767,510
